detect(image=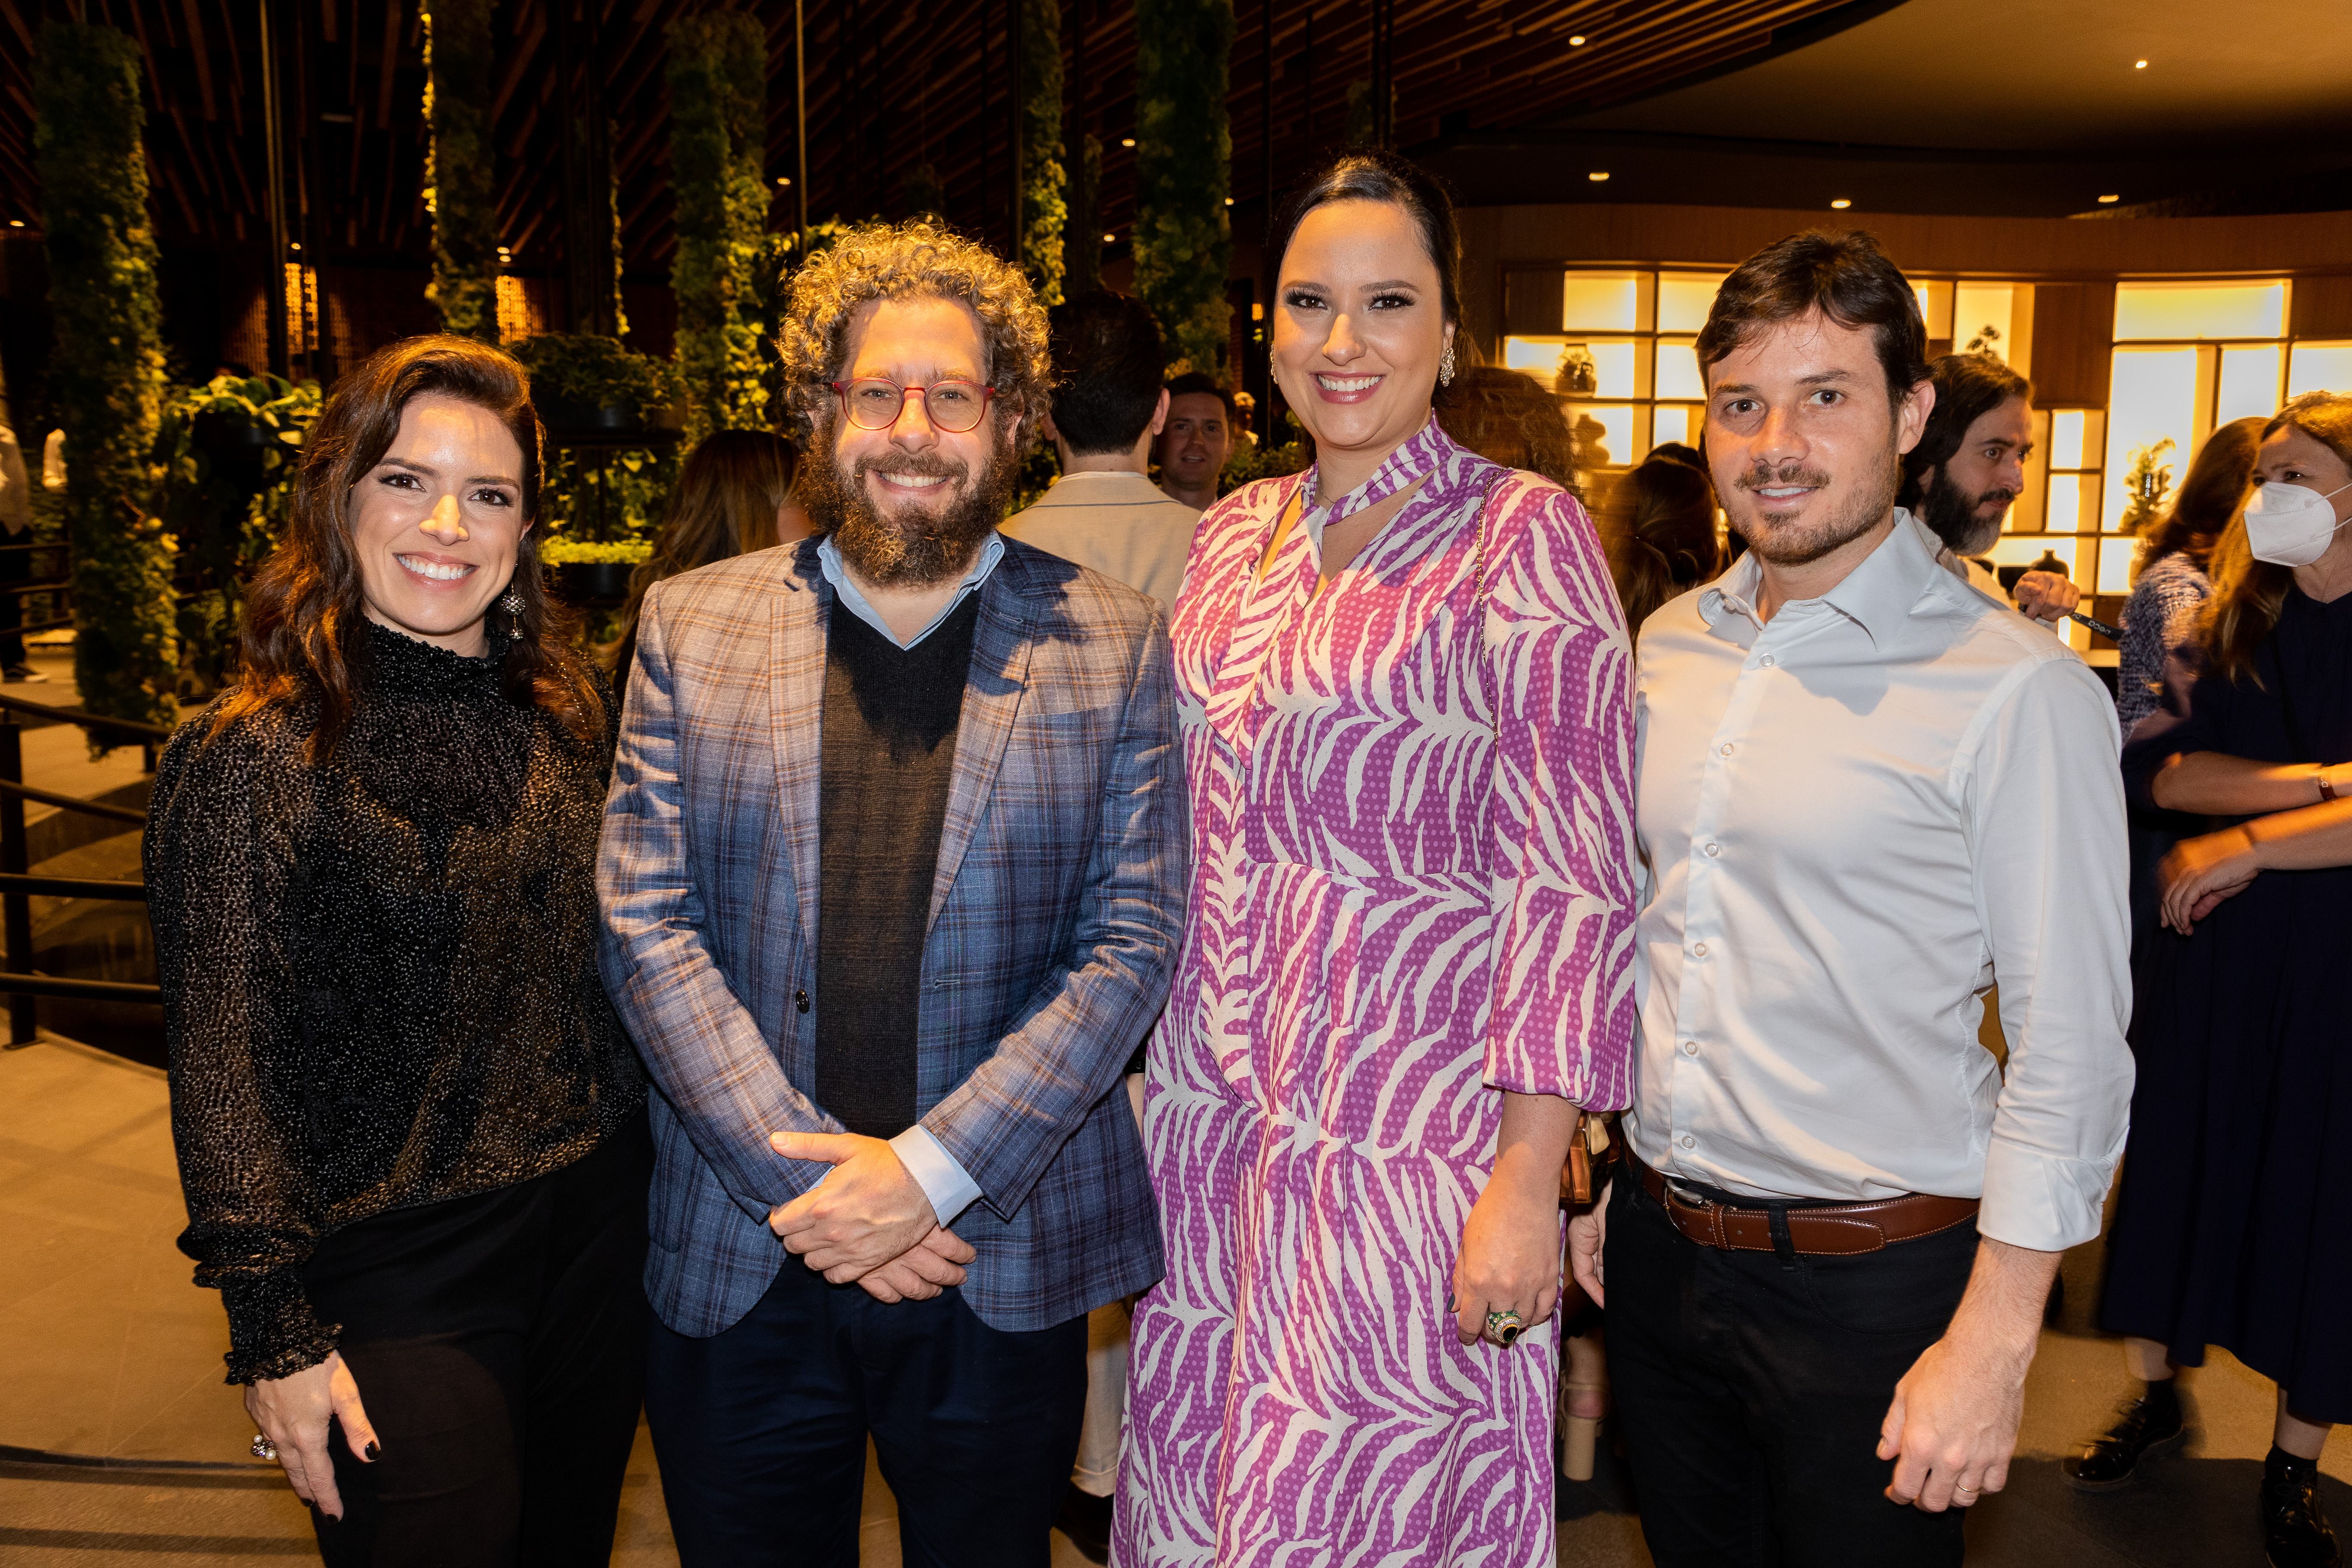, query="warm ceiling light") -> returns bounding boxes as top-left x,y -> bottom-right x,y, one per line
776,176 -> 791,187
1121,138 -> 1136,147
1103,232 -> 1118,243
1568,34 -> 1586,45
2098,193 -> 2120,203
1224,196 -> 1234,205
2134,59 -> 2148,68
291,241 -> 303,250
7,220 -> 21,227
1587,171 -> 1610,182
1830,198 -> 1852,209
